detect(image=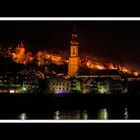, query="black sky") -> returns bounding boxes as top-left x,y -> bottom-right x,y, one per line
0,21 -> 140,70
